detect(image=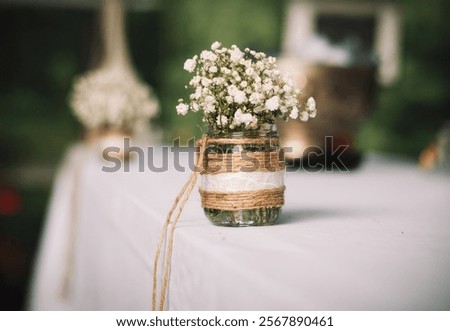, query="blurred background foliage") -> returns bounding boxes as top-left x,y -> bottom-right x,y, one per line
0,0 -> 449,310
358,0 -> 450,156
